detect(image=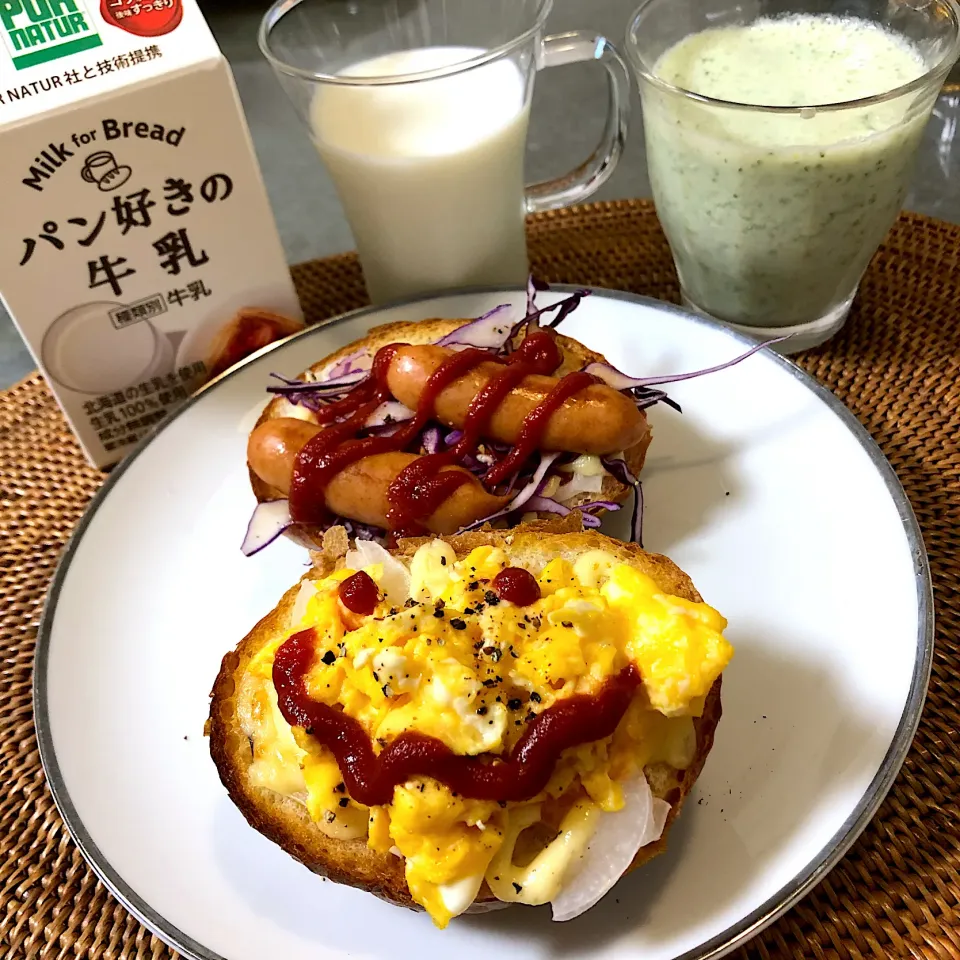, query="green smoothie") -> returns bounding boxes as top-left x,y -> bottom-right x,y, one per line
643,15 -> 929,327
